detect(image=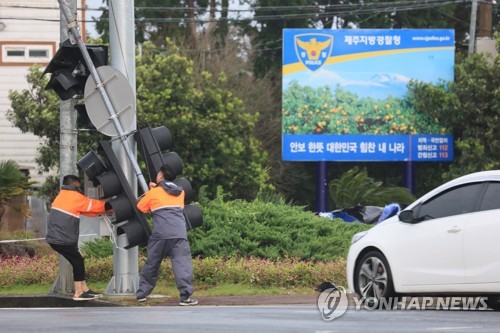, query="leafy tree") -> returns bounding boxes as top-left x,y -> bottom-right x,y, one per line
408,44 -> 500,182
0,160 -> 36,229
136,40 -> 269,199
188,31 -> 283,197
7,65 -> 105,173
7,66 -> 59,173
328,166 -> 415,209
